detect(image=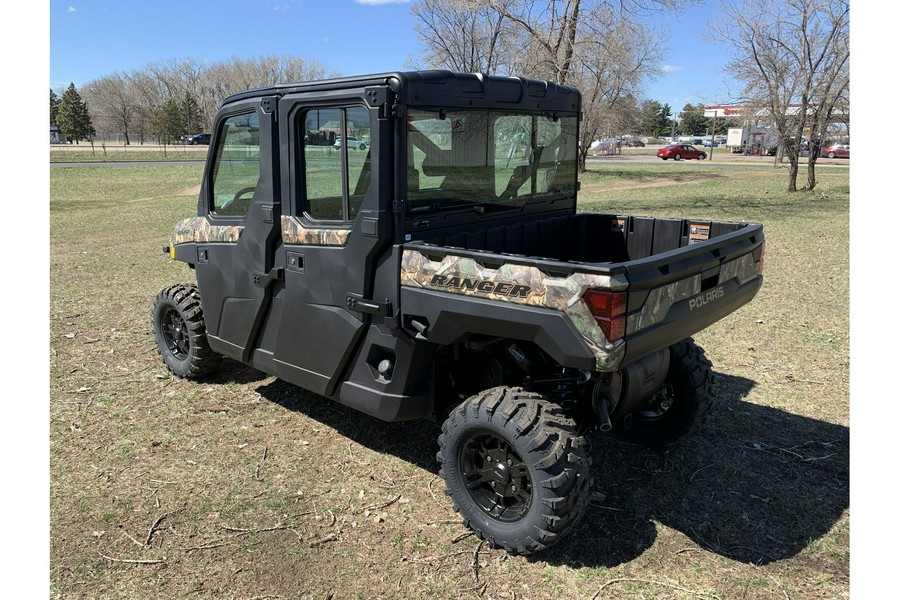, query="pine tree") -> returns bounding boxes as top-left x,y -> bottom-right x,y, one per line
151,99 -> 186,146
57,83 -> 94,144
180,93 -> 203,137
50,88 -> 60,125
